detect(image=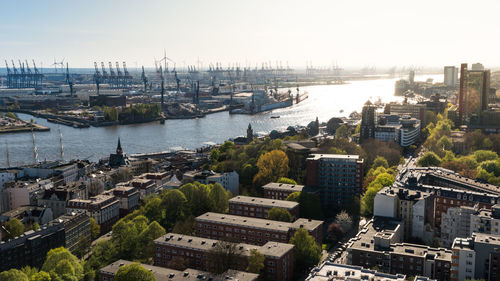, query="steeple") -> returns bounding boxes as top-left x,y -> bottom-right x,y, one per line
247,123 -> 253,142
116,138 -> 123,155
